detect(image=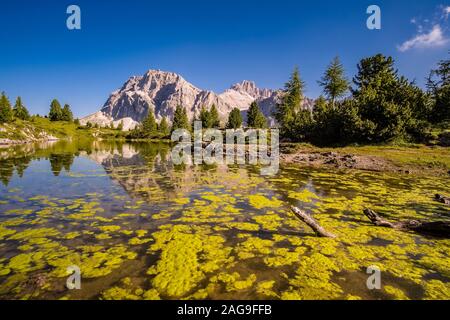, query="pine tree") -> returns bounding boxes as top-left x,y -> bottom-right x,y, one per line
352,54 -> 398,98
427,53 -> 450,122
117,120 -> 124,131
247,101 -> 267,128
318,56 -> 349,108
49,99 -> 63,121
141,109 -> 157,136
209,104 -> 220,128
61,104 -> 74,122
226,108 -> 243,129
13,97 -> 30,120
274,67 -> 306,138
291,108 -> 313,140
352,54 -> 426,142
172,105 -> 190,132
0,93 -> 13,123
199,105 -> 211,128
159,117 -> 170,137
